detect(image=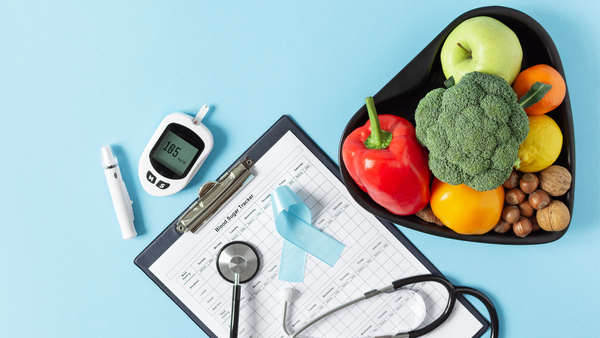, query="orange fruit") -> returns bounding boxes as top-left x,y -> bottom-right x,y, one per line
512,64 -> 566,115
430,178 -> 505,235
